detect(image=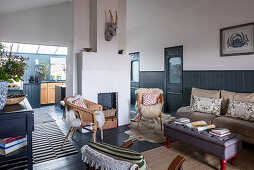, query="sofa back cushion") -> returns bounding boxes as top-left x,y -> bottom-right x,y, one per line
234,92 -> 254,103
192,96 -> 222,116
190,88 -> 221,106
226,100 -> 254,121
221,90 -> 237,115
